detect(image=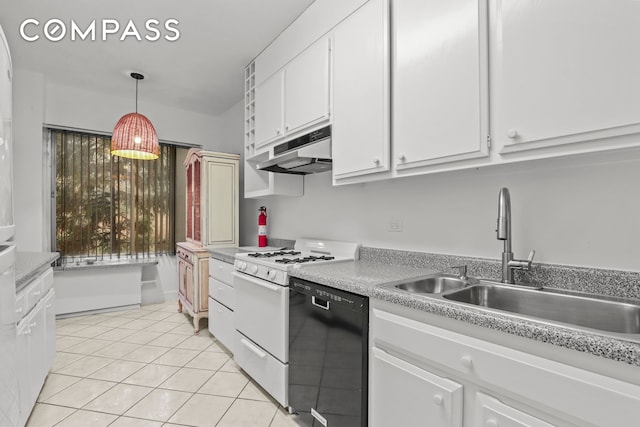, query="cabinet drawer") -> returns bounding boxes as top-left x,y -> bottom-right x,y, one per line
209,258 -> 234,286
41,268 -> 53,294
474,392 -> 554,427
208,297 -> 236,354
234,330 -> 287,407
209,277 -> 234,310
15,288 -> 26,321
177,247 -> 194,263
372,308 -> 640,426
24,276 -> 43,315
